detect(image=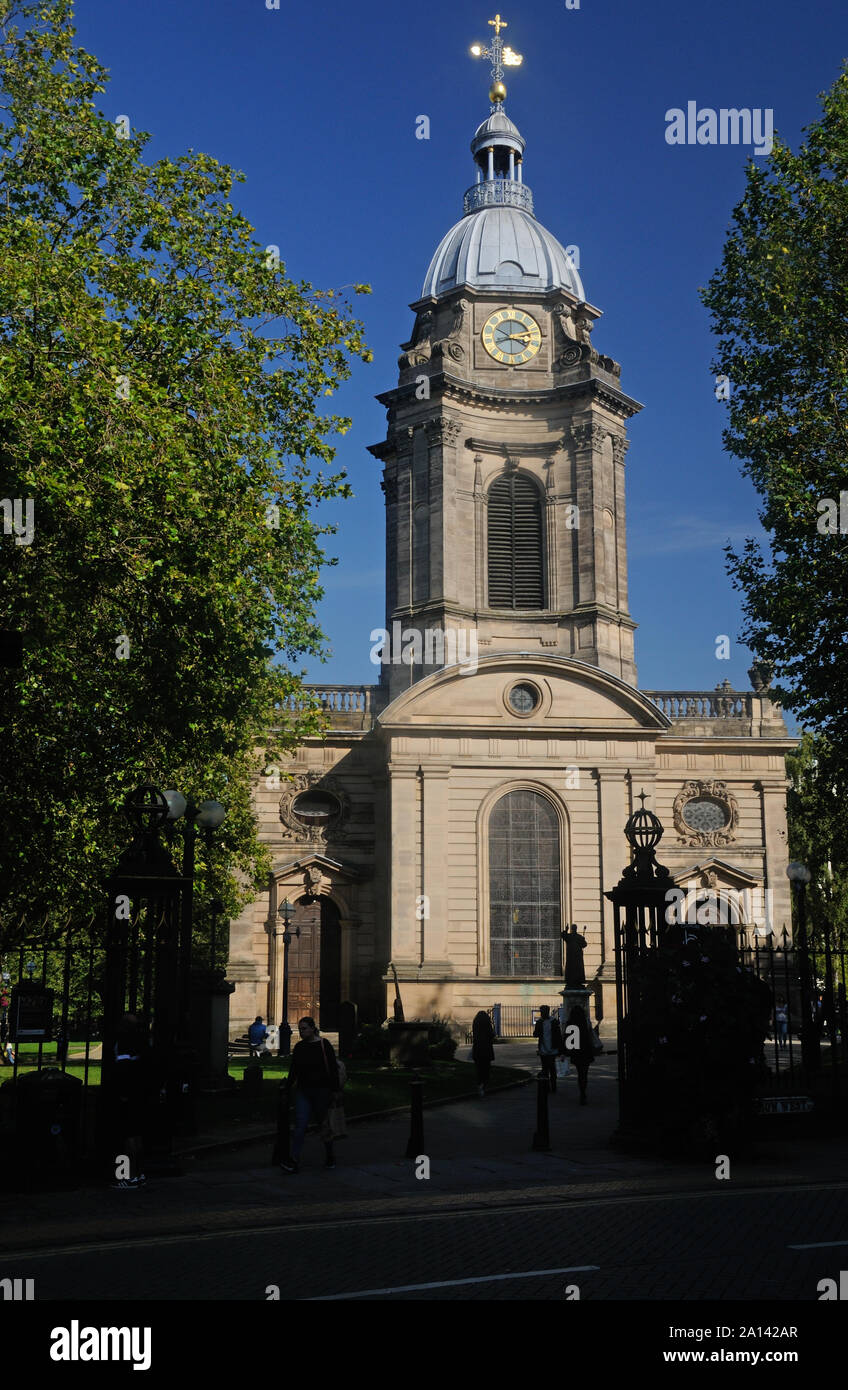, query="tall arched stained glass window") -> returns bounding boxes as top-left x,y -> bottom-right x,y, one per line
487,473 -> 544,608
489,790 -> 561,975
